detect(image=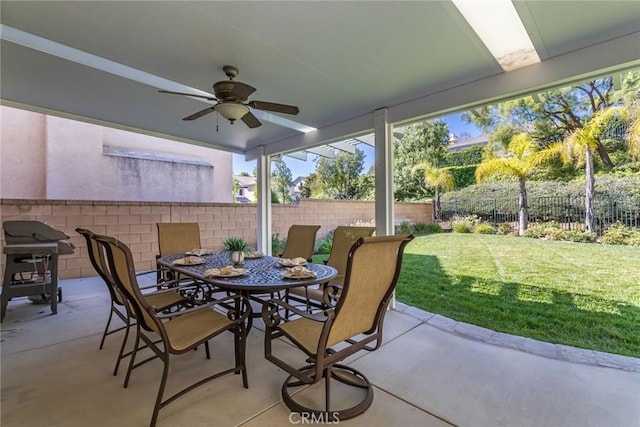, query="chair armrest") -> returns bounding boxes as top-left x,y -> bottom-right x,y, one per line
152,294 -> 251,321
261,298 -> 330,328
